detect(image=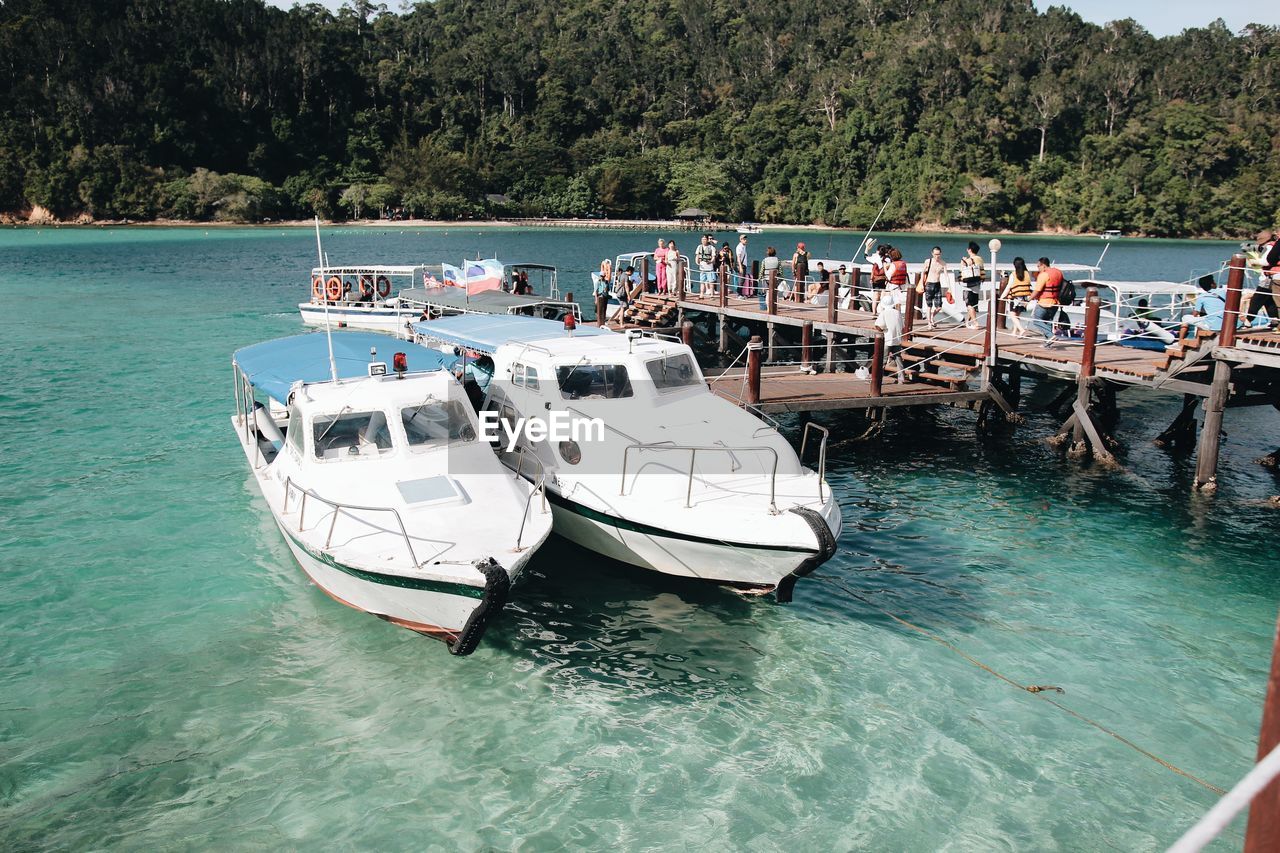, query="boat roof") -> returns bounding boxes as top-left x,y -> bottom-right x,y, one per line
413,315 -> 615,355
1076,279 -> 1197,295
503,262 -> 556,271
400,287 -> 574,311
233,331 -> 457,404
309,265 -> 422,276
